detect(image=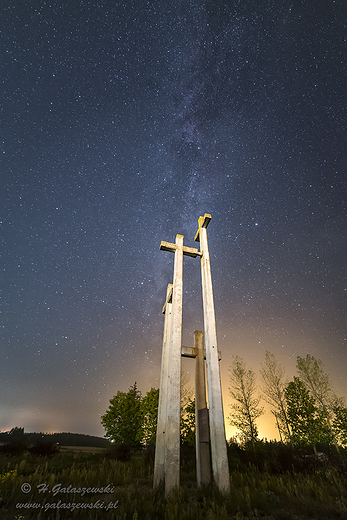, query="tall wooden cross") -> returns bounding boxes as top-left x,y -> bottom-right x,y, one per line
194,214 -> 230,493
156,234 -> 201,495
